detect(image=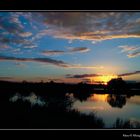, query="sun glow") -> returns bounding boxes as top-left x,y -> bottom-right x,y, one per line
90,75 -> 118,85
